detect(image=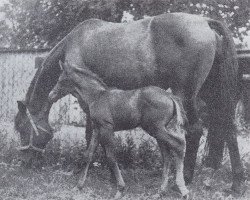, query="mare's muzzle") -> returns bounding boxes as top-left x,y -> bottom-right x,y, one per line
17,107 -> 52,154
